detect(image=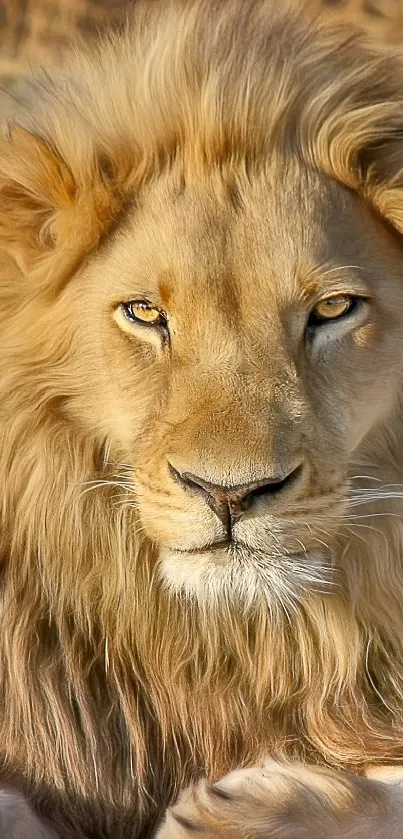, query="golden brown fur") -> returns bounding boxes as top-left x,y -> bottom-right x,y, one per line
2,0 -> 403,836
